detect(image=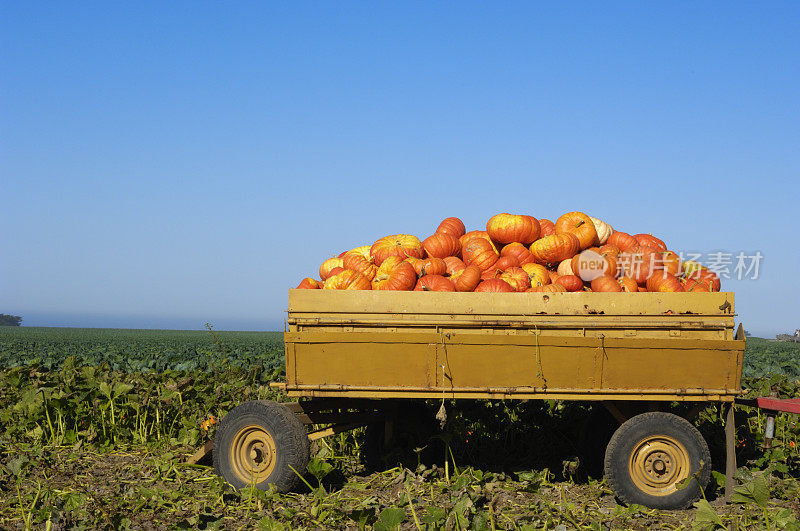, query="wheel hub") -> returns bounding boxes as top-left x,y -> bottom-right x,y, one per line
628,436 -> 689,496
230,425 -> 277,484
